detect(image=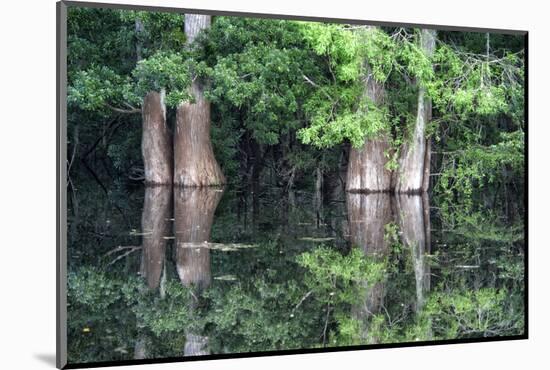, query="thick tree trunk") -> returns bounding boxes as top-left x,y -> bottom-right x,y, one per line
347,193 -> 393,342
346,60 -> 392,192
174,14 -> 225,187
395,29 -> 436,193
394,194 -> 431,312
142,90 -> 173,185
140,185 -> 171,290
174,187 -> 223,291
137,18 -> 173,185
